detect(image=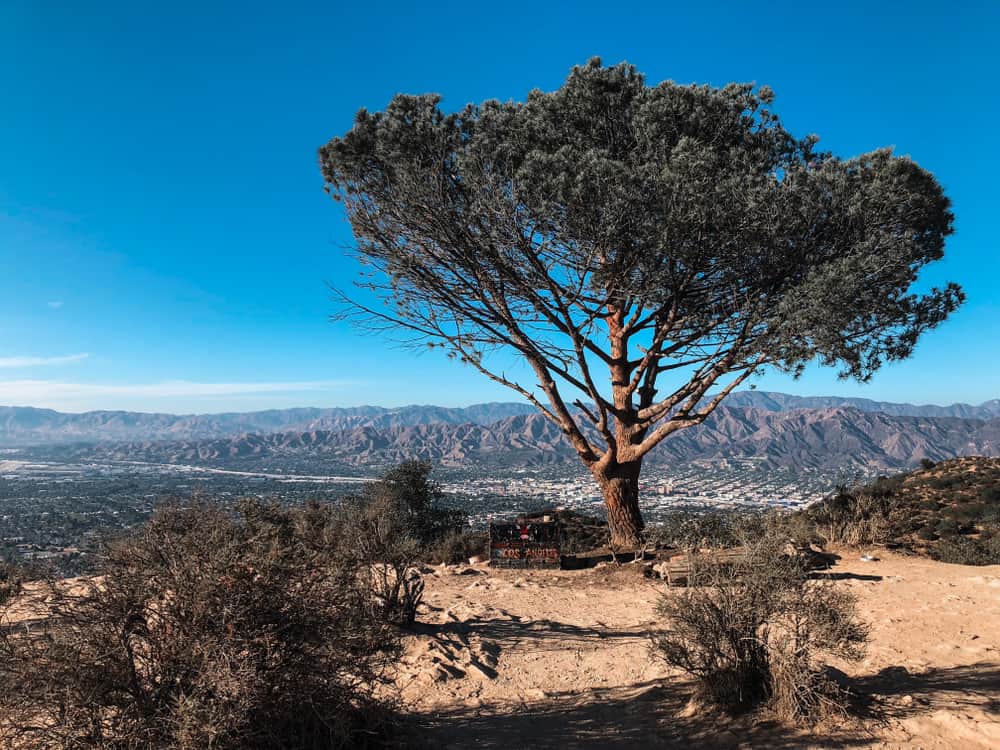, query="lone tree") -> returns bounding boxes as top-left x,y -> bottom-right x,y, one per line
319,59 -> 962,547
